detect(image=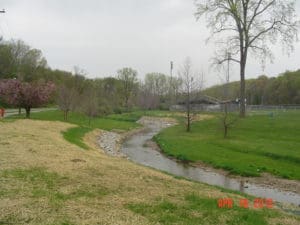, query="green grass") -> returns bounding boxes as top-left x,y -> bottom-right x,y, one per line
1,114 -> 299,224
22,110 -> 140,131
62,127 -> 93,150
155,111 -> 300,180
11,109 -> 175,150
127,193 -> 278,225
11,109 -> 300,179
12,110 -> 141,149
1,167 -> 109,224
